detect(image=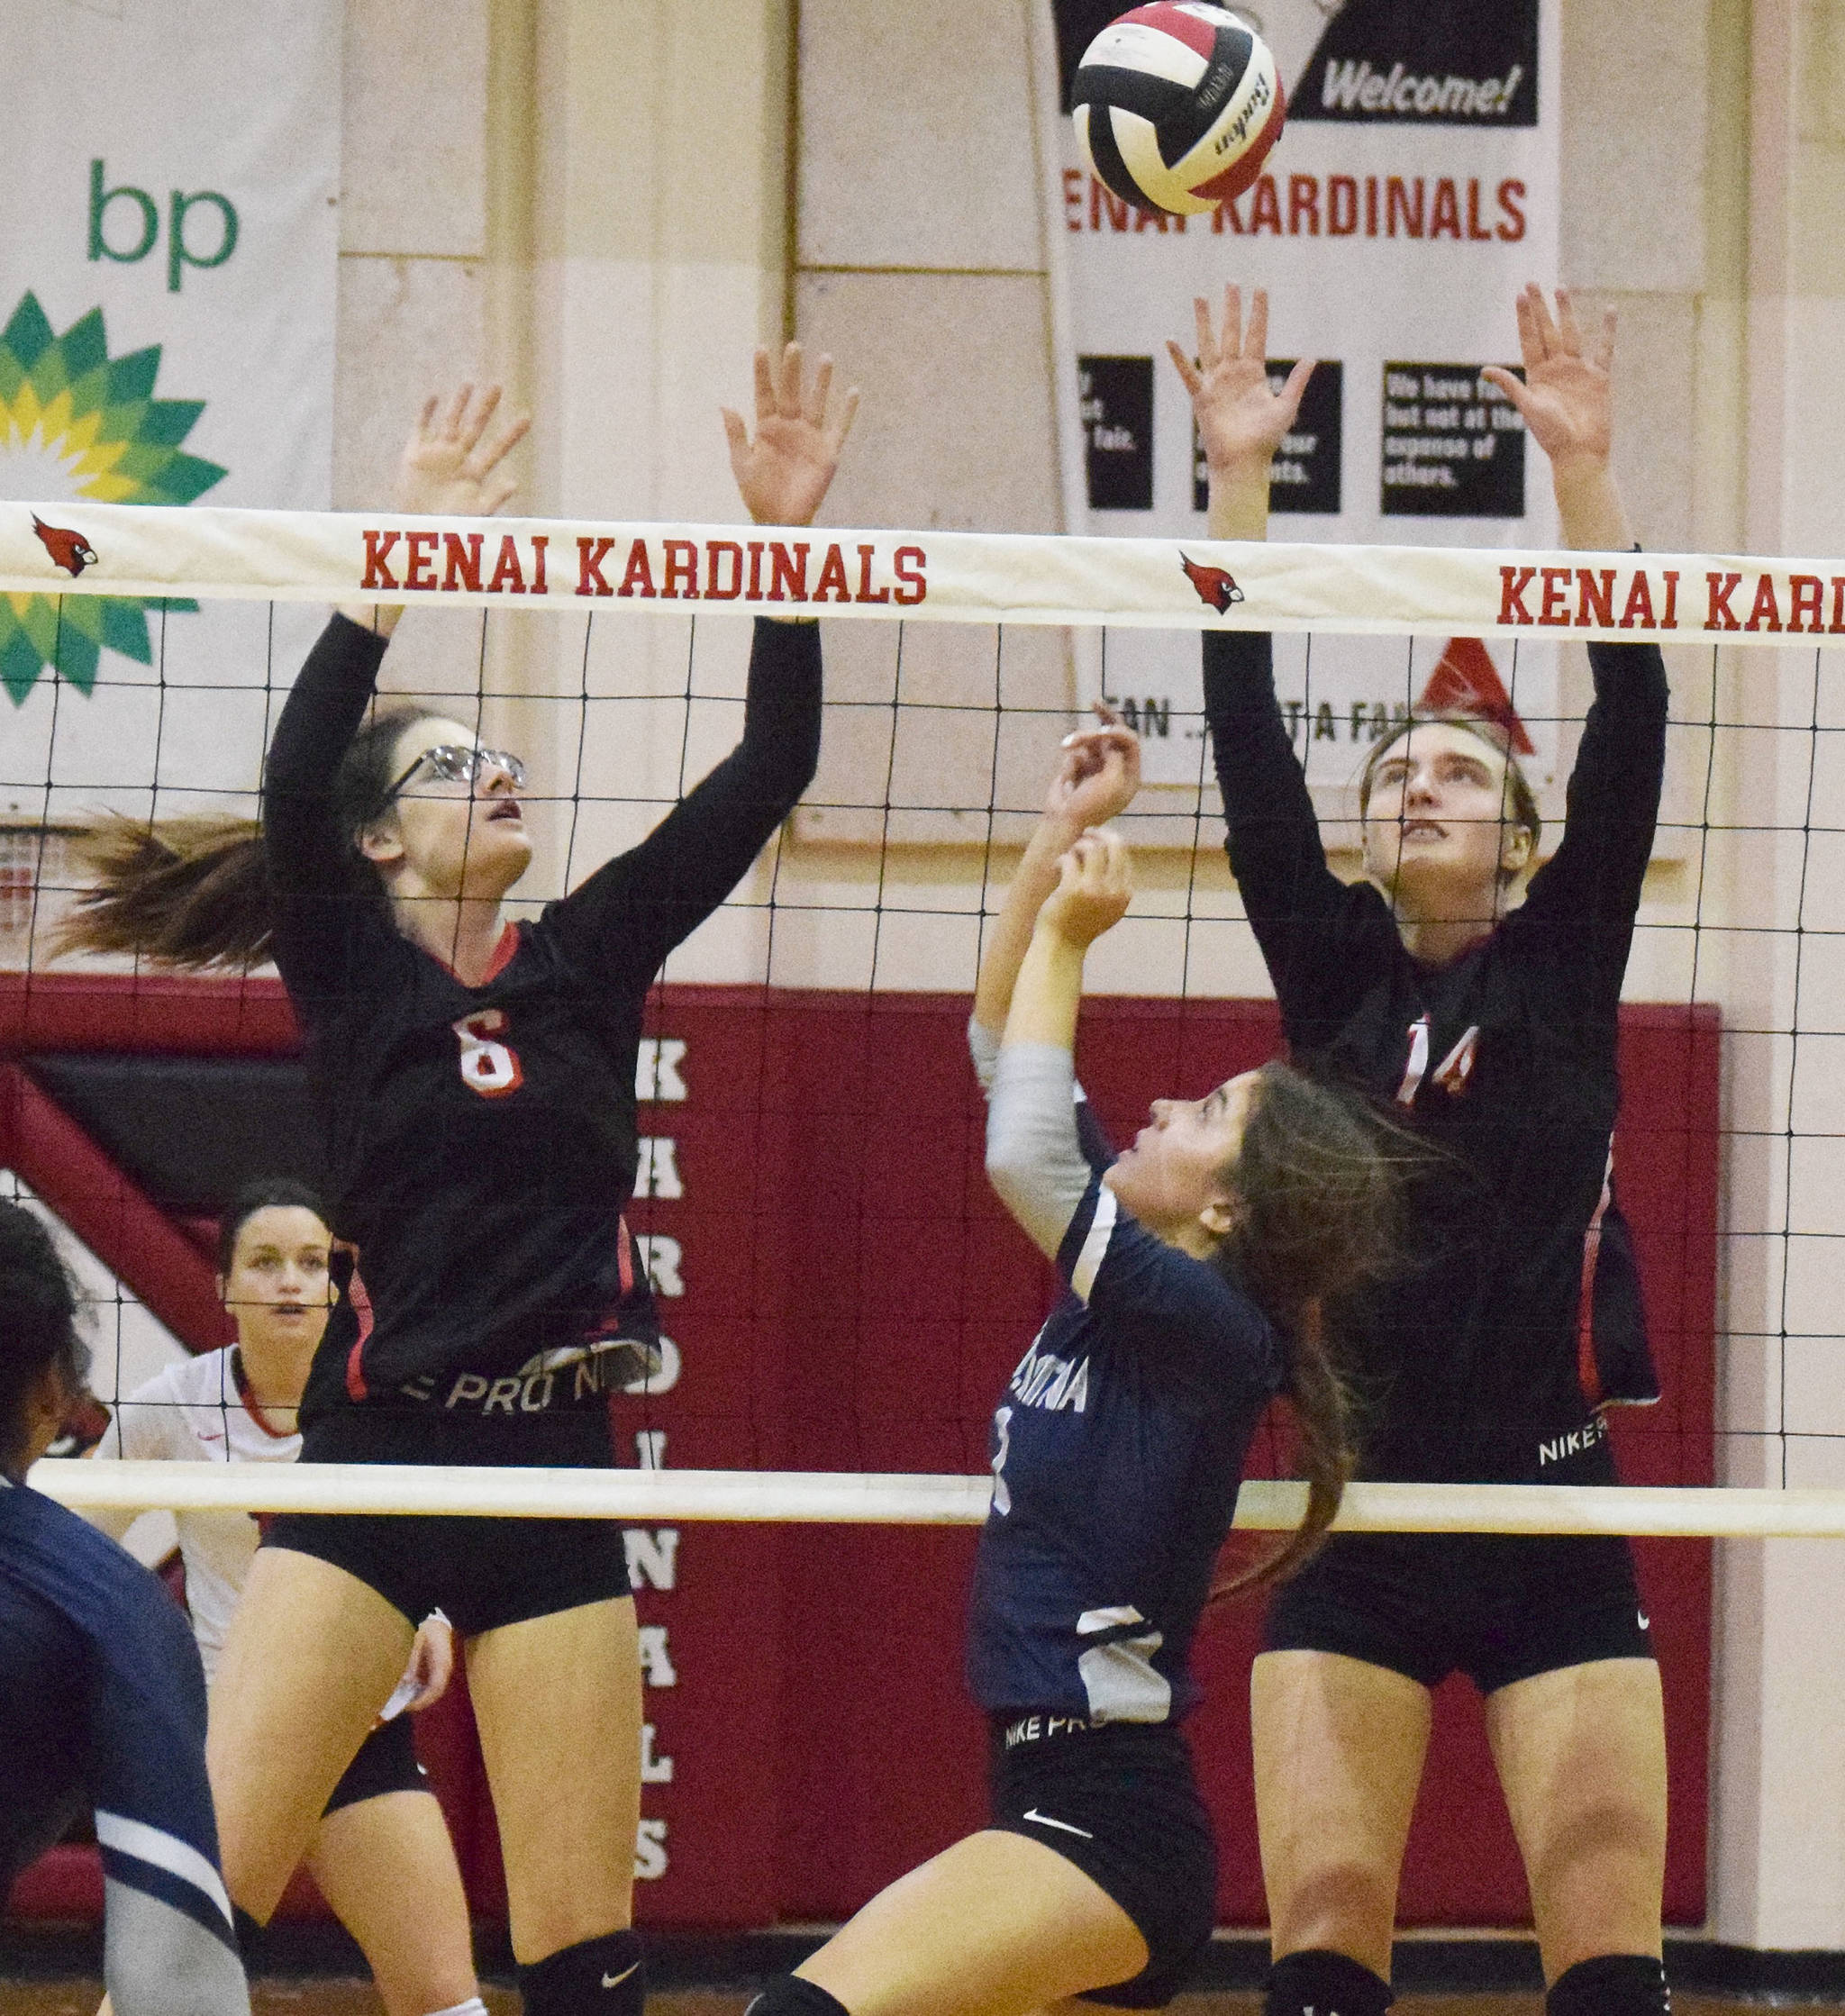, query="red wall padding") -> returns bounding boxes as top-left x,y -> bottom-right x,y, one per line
2,979 -> 1717,1931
